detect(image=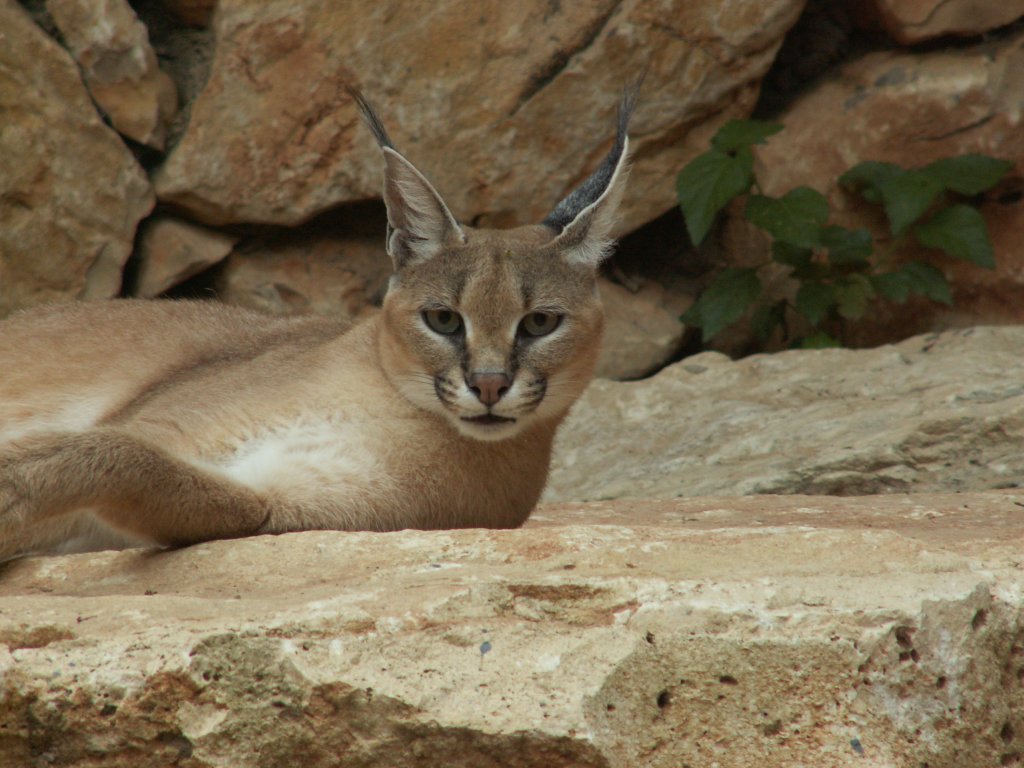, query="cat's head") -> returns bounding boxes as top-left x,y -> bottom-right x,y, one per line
353,87 -> 635,442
